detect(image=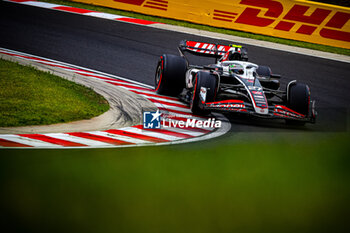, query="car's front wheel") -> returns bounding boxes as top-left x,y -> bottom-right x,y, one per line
286,81 -> 310,125
190,71 -> 218,115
